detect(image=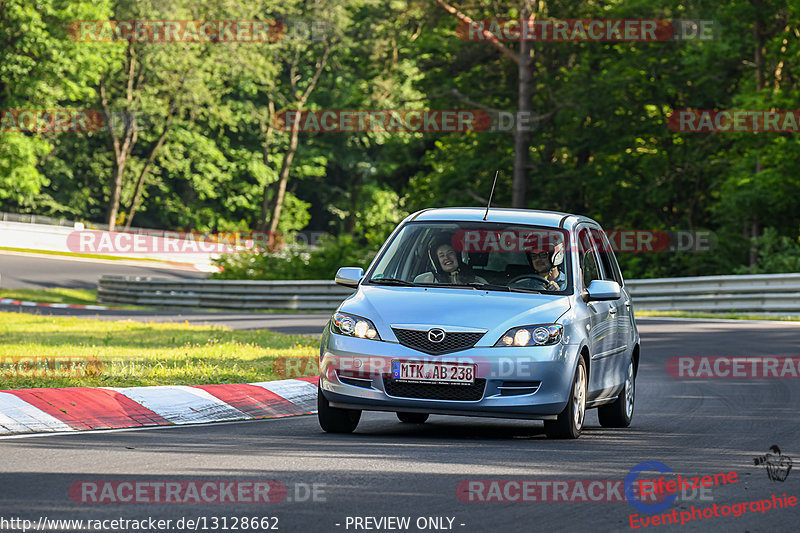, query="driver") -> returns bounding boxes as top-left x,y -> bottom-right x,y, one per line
414,236 -> 487,284
524,242 -> 566,291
